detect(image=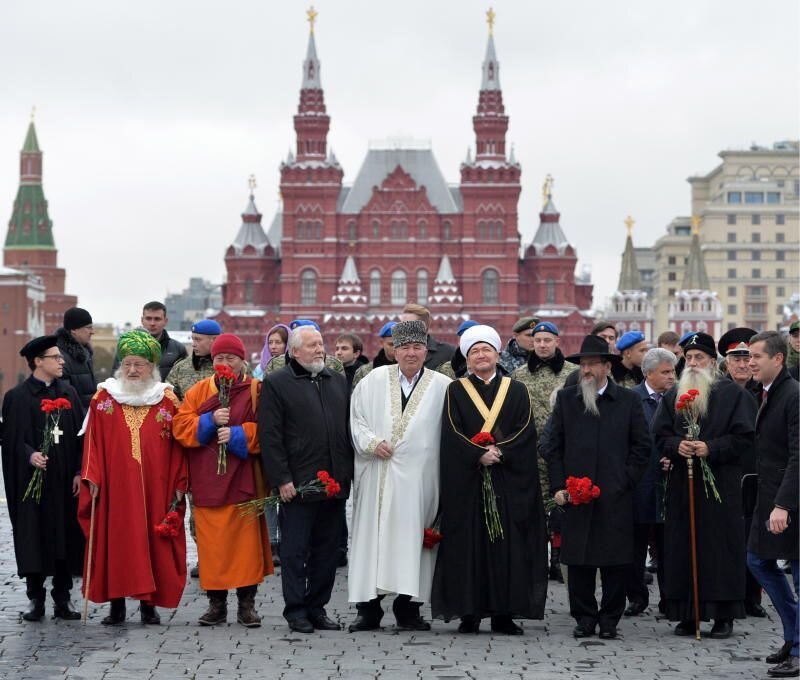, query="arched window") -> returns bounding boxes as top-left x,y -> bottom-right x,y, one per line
546,279 -> 556,304
416,270 -> 428,304
417,219 -> 427,239
391,270 -> 407,305
244,277 -> 253,304
372,220 -> 380,239
347,221 -> 357,242
300,269 -> 317,305
482,269 -> 499,304
442,220 -> 452,241
369,270 -> 381,305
